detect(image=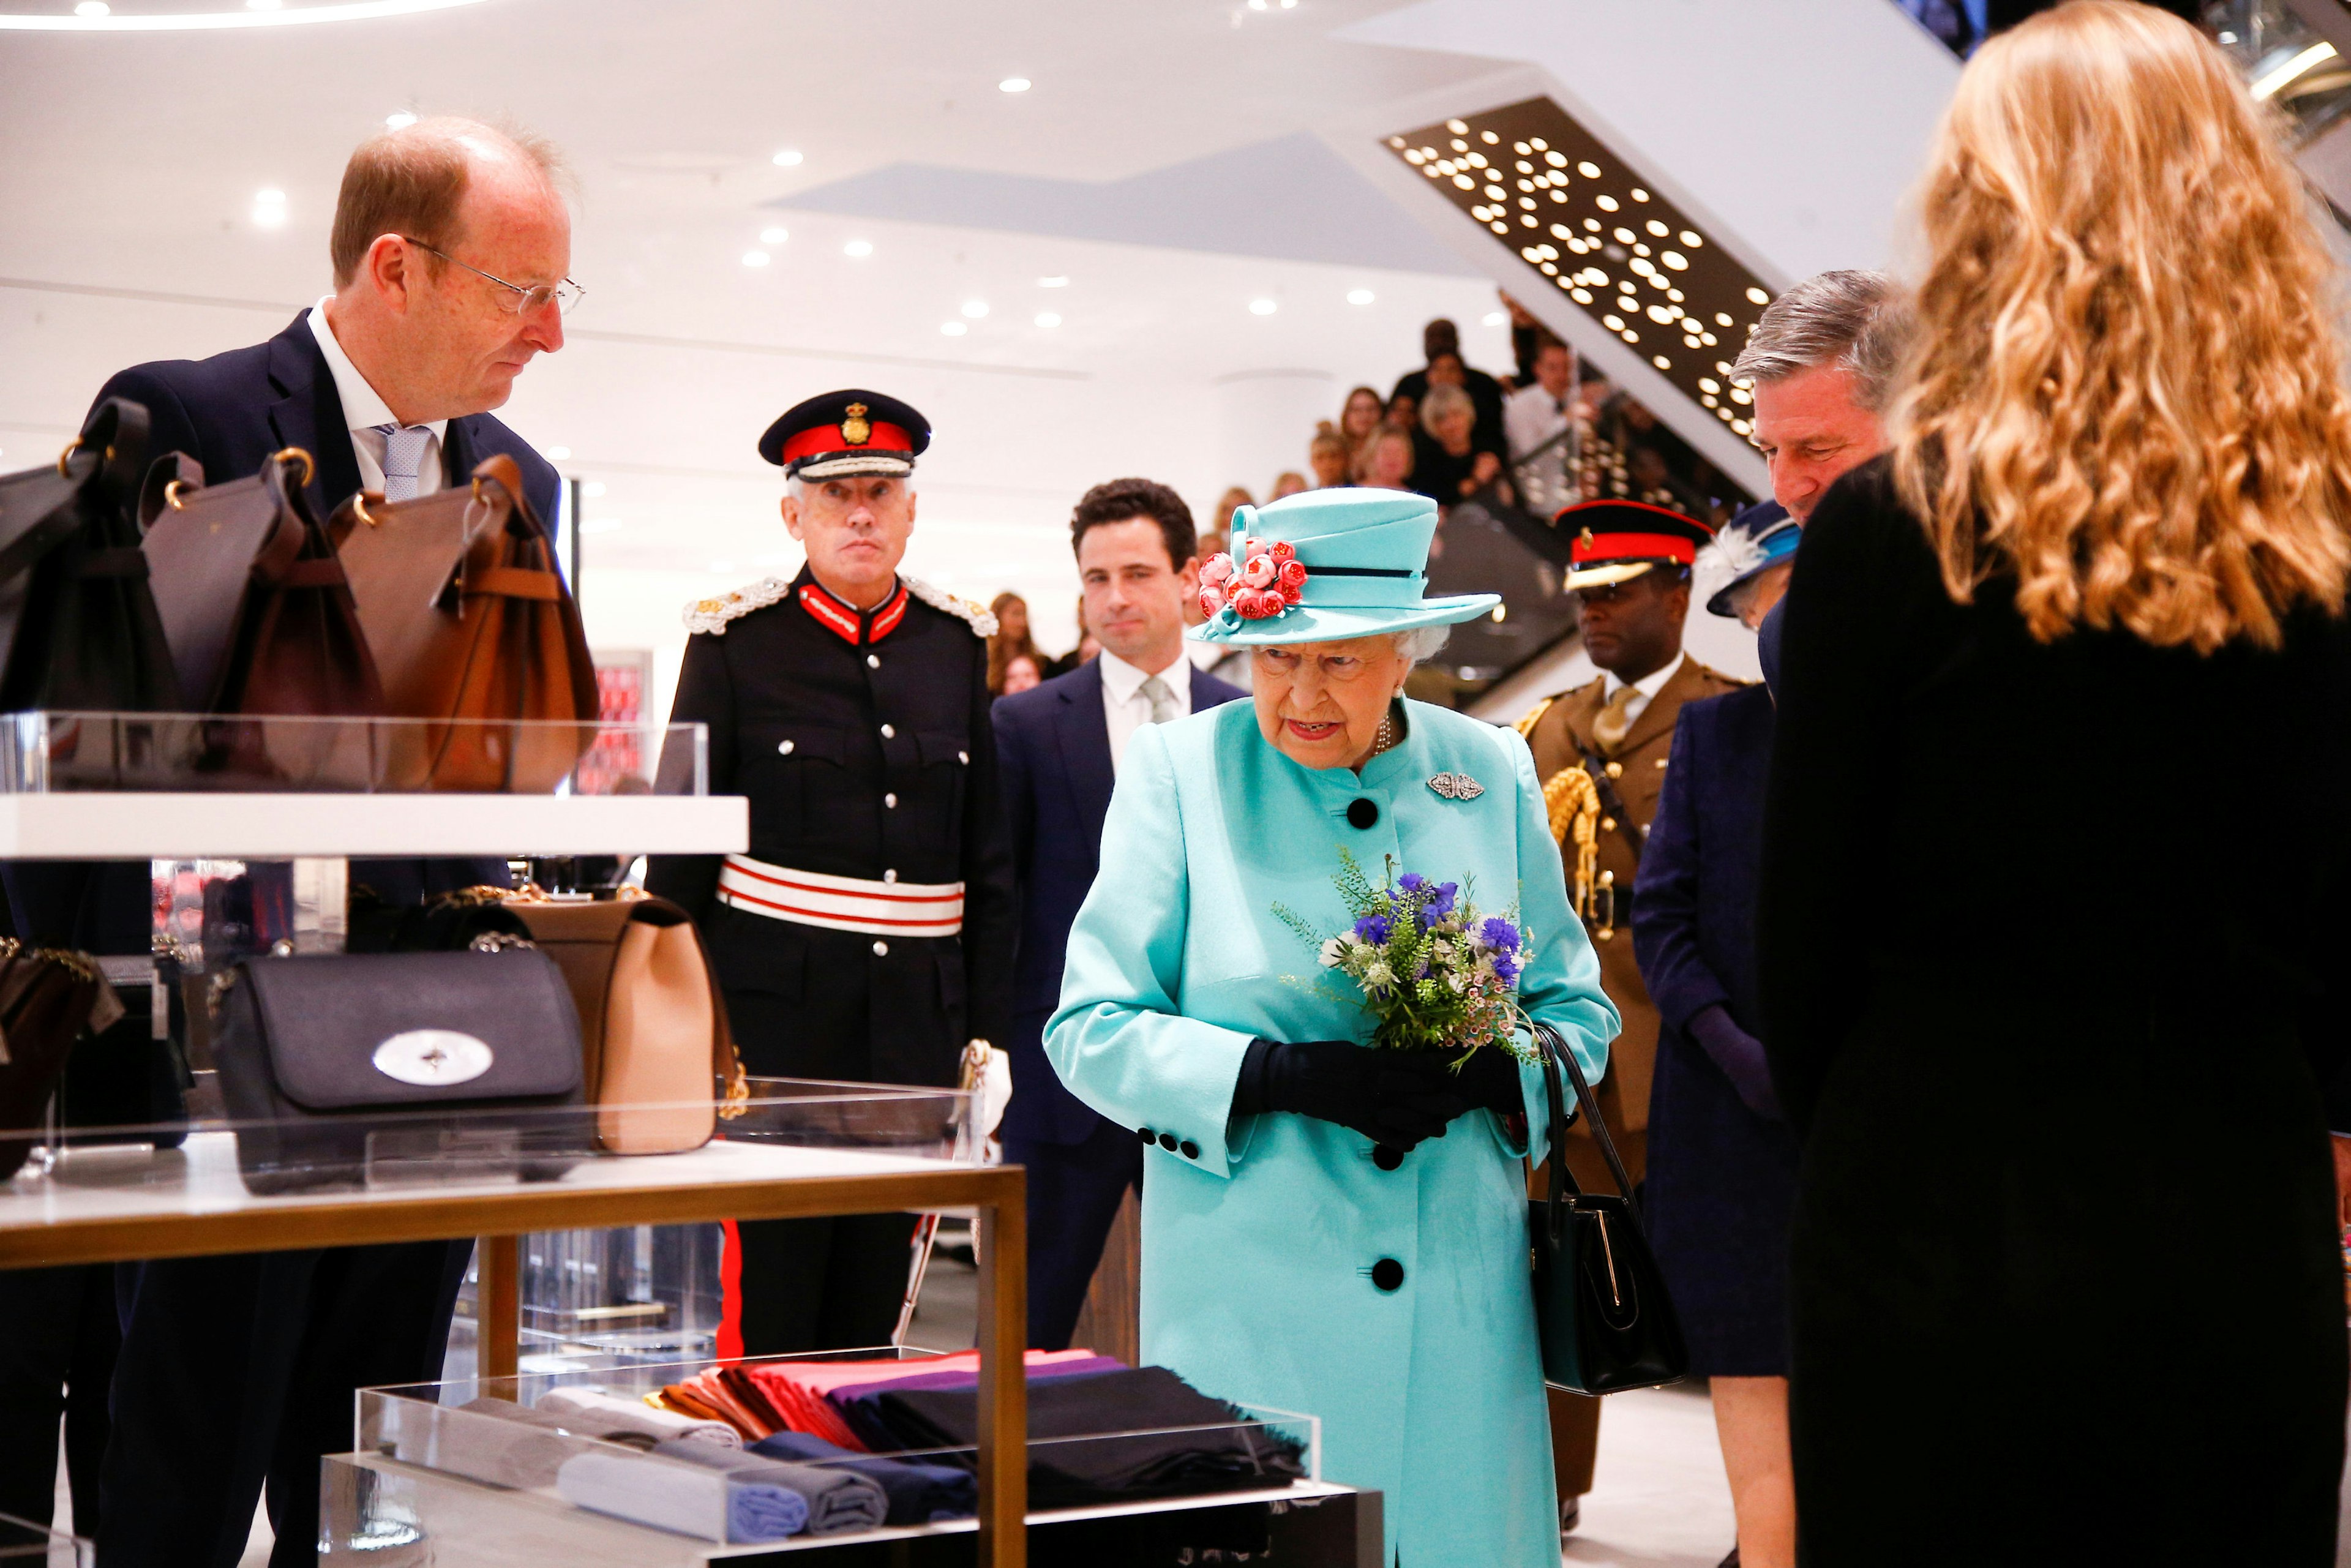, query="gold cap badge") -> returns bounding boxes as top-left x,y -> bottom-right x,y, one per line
1578,527 -> 1595,550
841,402 -> 871,446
